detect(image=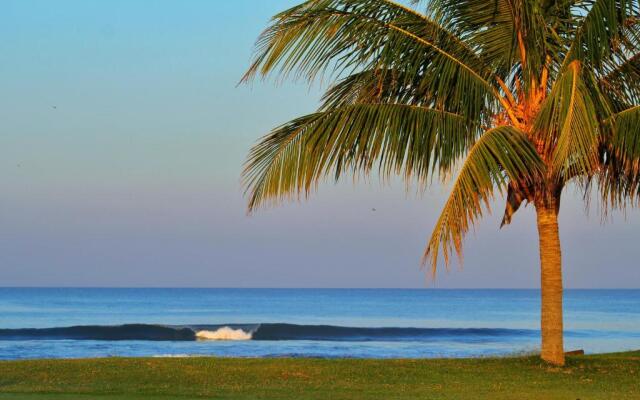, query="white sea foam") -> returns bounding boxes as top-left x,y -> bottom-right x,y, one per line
195,327 -> 252,341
